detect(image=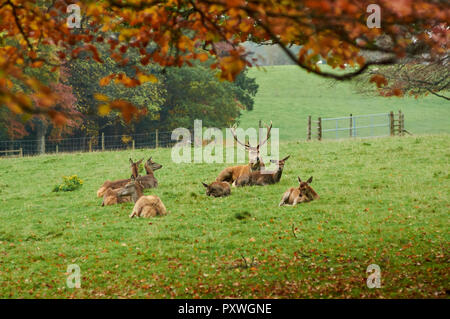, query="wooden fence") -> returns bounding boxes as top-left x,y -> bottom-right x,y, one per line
0,148 -> 23,158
